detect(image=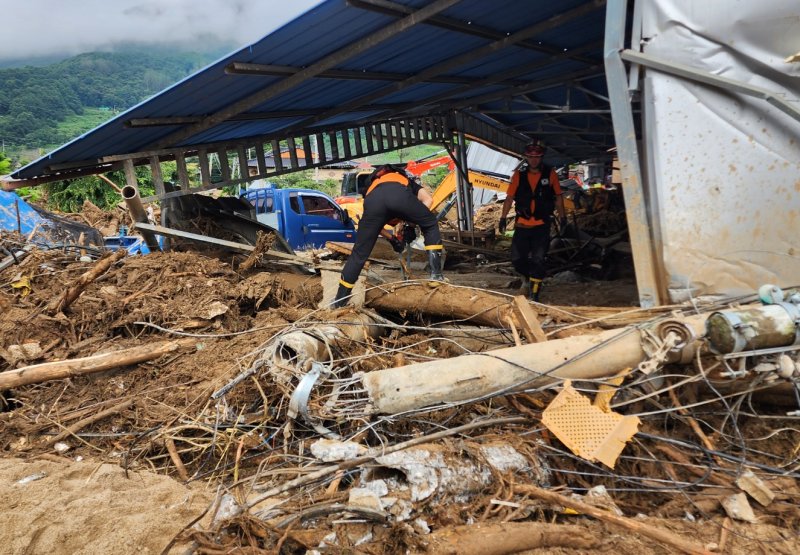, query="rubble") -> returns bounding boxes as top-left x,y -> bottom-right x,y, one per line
1,219 -> 800,554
